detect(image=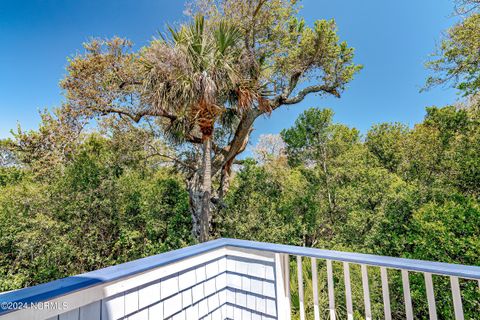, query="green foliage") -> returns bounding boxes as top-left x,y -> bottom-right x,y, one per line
1,103 -> 479,318
2,103 -> 478,318
425,13 -> 480,95
0,167 -> 24,187
223,105 -> 480,319
281,108 -> 335,165
8,106 -> 85,178
411,197 -> 480,264
0,134 -> 192,291
366,122 -> 409,173
219,159 -> 303,244
408,199 -> 480,318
